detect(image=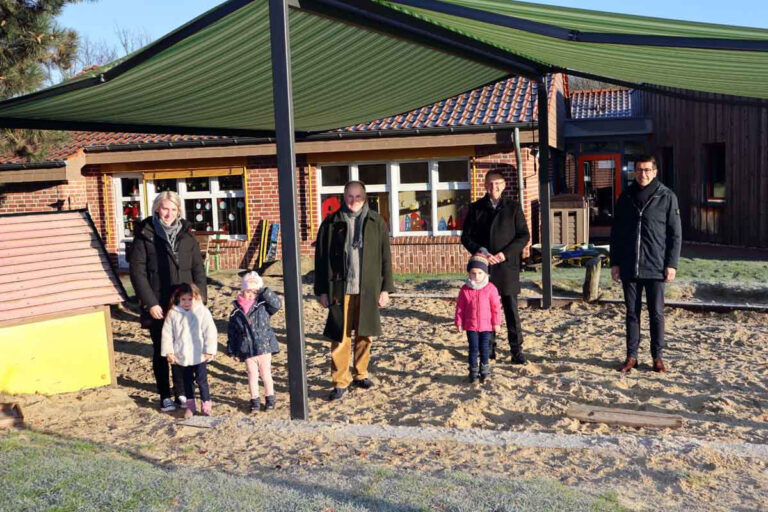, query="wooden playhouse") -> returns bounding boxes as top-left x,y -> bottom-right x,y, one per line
0,210 -> 126,394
